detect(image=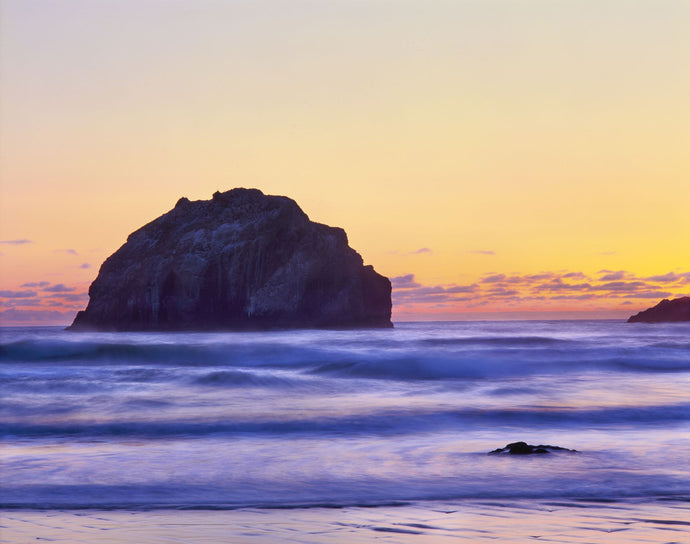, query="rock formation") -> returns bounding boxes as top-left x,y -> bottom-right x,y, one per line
488,442 -> 577,455
627,297 -> 690,323
70,188 -> 392,331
